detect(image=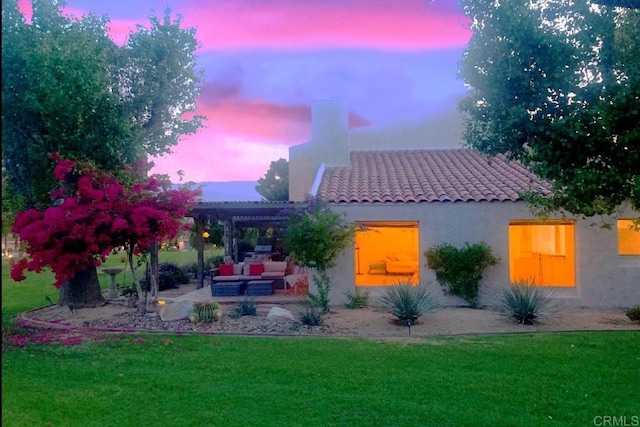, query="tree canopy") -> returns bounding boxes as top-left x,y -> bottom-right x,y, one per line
458,1 -> 640,217
256,158 -> 289,201
1,0 -> 204,210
